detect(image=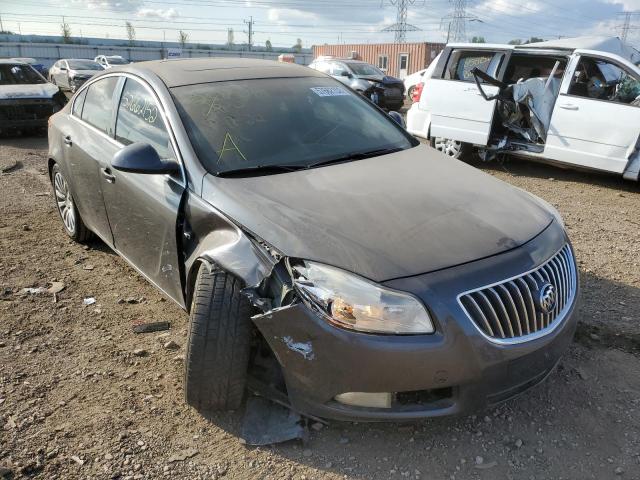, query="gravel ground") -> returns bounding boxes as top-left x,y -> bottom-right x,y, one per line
1,134 -> 639,480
